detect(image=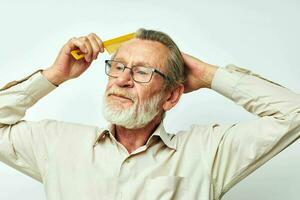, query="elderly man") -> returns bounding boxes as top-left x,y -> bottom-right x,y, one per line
0,28 -> 299,200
